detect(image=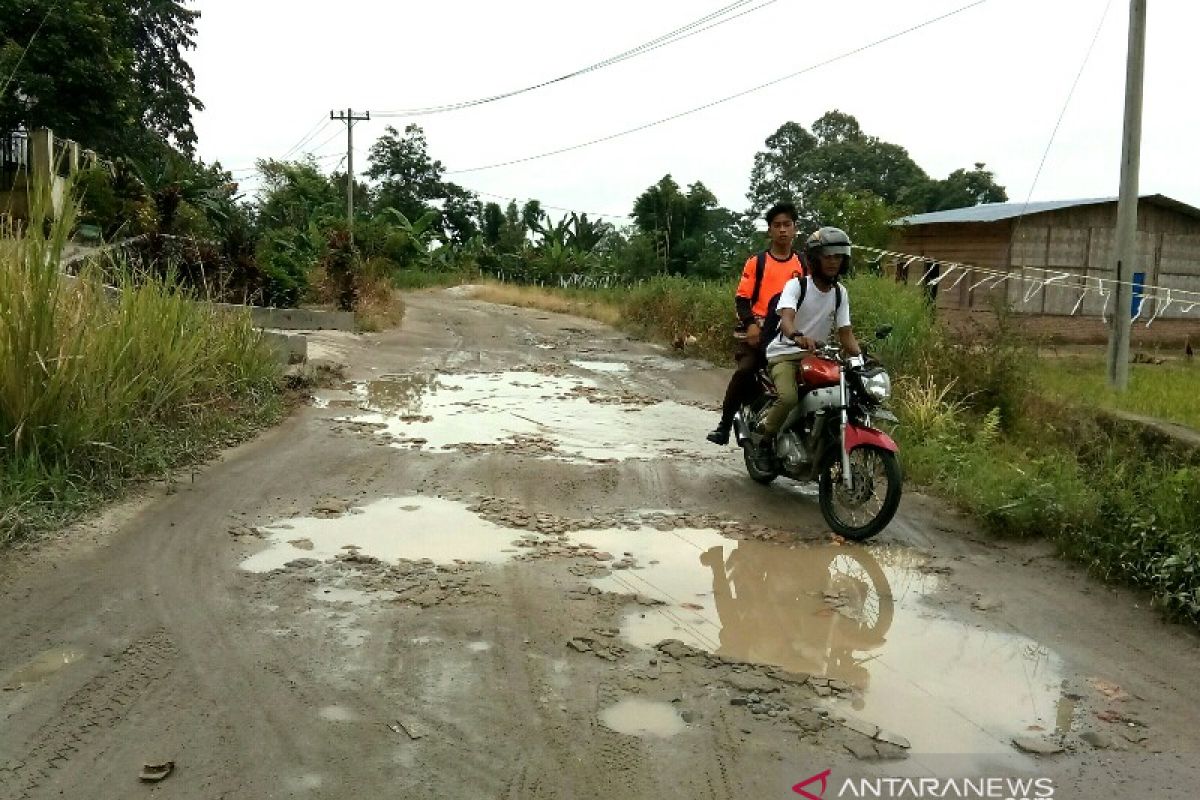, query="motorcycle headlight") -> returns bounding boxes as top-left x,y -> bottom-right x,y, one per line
862,368 -> 892,403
